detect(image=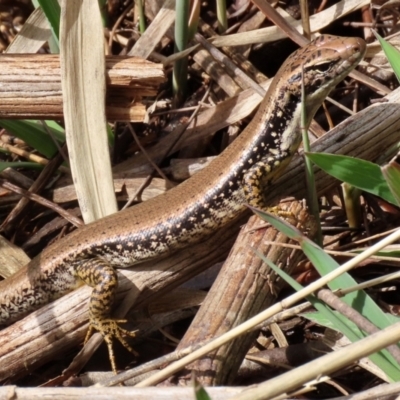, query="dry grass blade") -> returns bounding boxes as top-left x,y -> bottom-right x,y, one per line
6,7 -> 51,53
214,0 -> 370,47
129,0 -> 176,59
60,0 -> 117,222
